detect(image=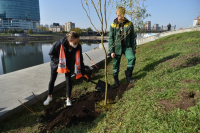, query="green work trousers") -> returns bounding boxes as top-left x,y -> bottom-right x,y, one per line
113,47 -> 136,75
